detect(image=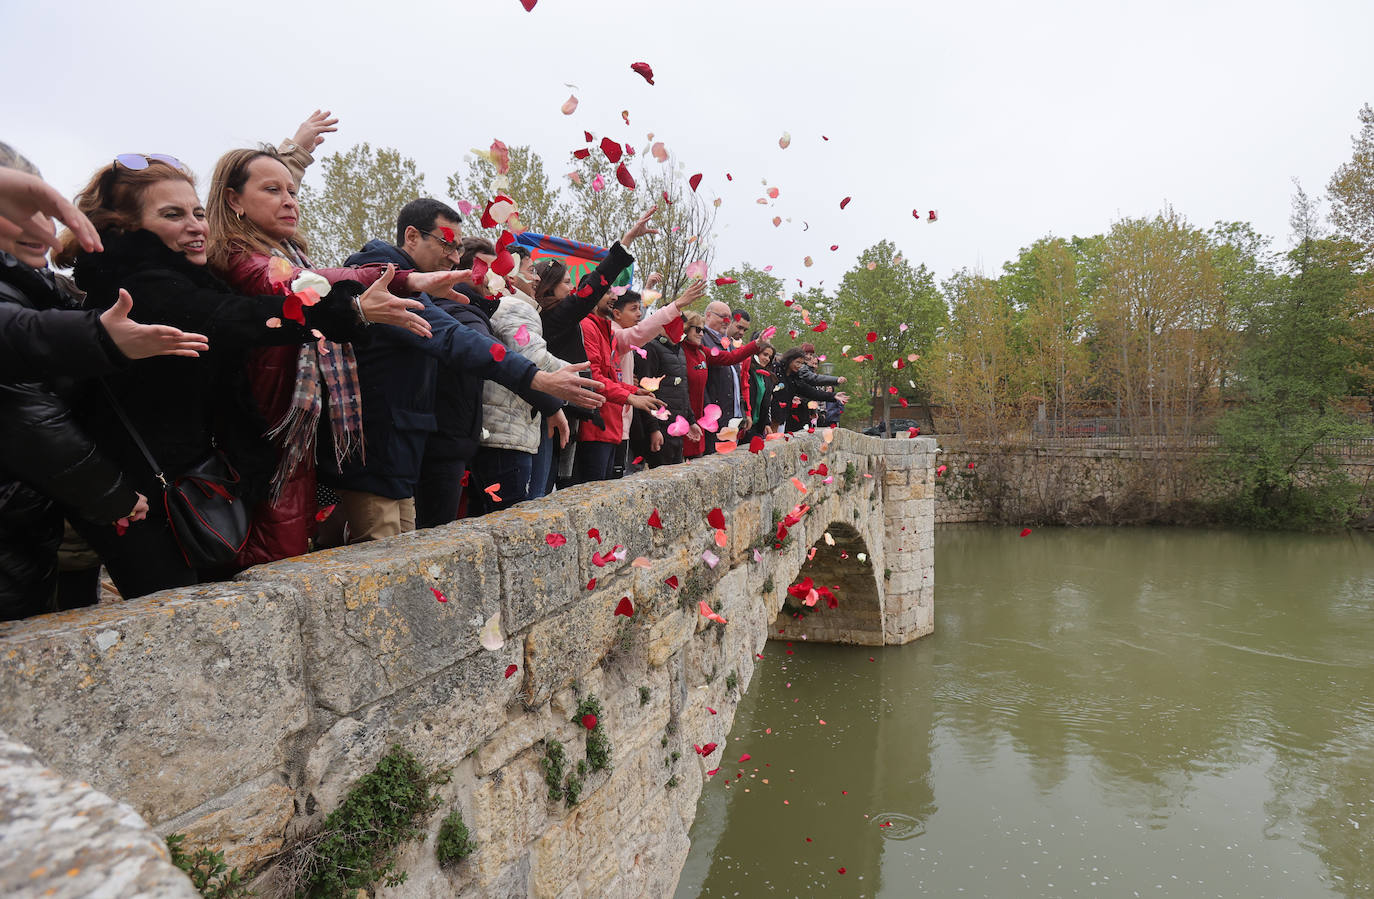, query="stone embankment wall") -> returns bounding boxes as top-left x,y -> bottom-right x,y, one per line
0,430 -> 934,899
932,441 -> 1374,525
